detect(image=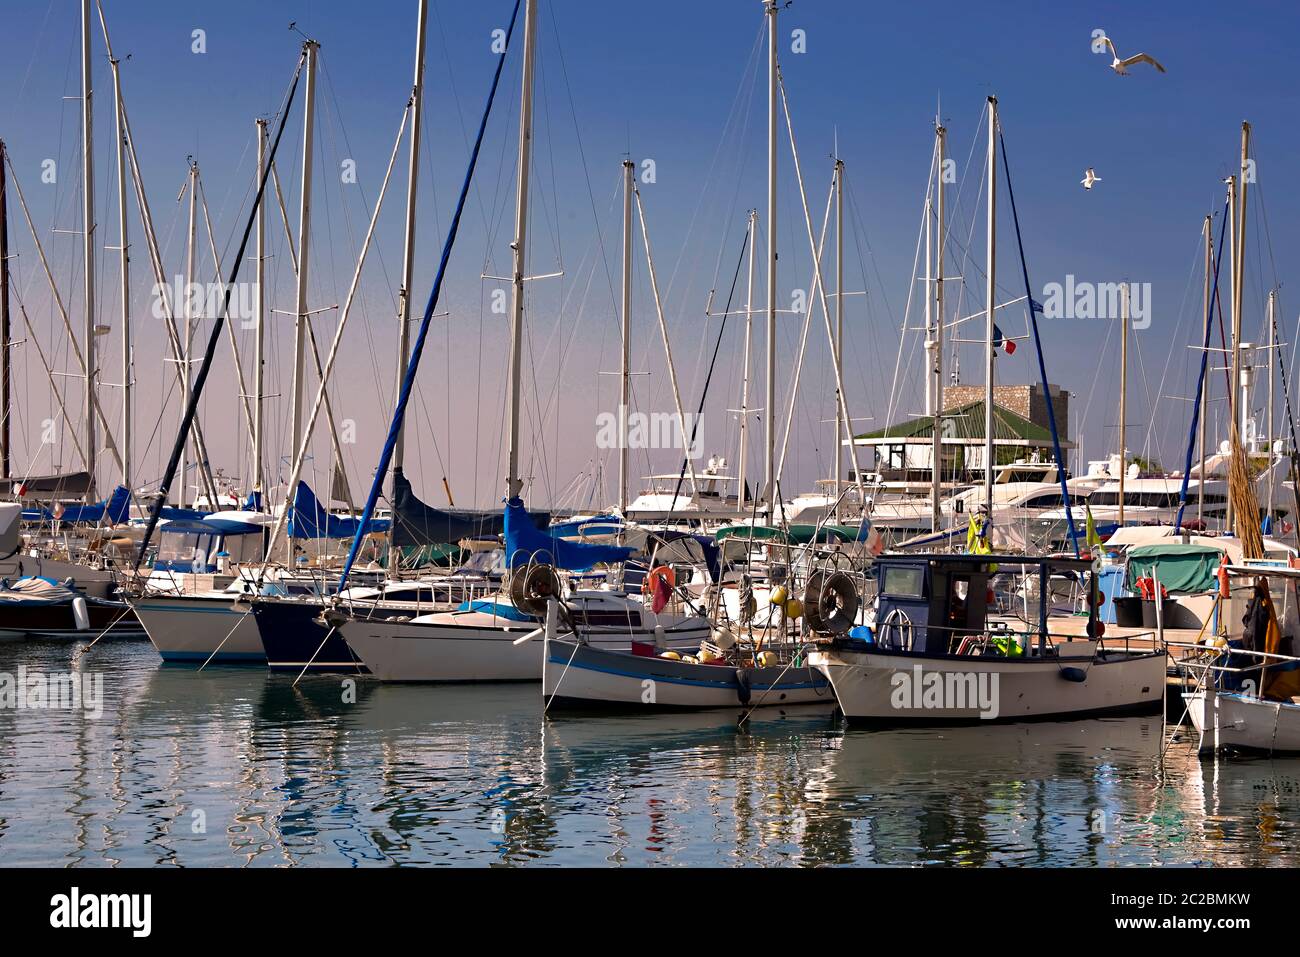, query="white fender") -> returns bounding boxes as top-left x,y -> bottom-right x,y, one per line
72,595 -> 90,631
